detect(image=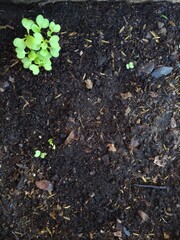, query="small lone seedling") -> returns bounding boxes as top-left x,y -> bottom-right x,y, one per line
13,15 -> 61,75
126,62 -> 134,70
48,138 -> 56,150
160,14 -> 168,20
34,150 -> 47,159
